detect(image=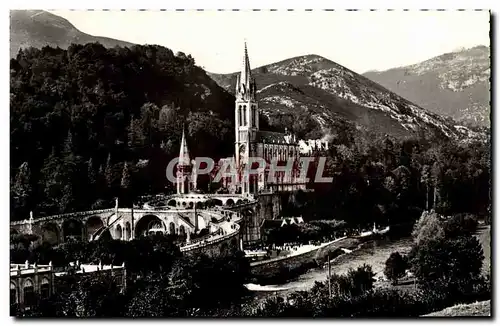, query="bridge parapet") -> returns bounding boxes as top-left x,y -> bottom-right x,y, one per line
10,209 -> 114,226
180,221 -> 240,253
